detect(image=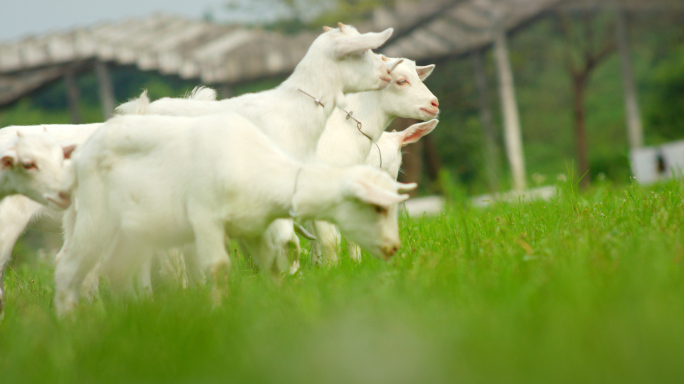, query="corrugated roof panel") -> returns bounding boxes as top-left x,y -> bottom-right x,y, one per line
0,45 -> 22,72
19,39 -> 49,67
190,29 -> 255,61
47,34 -> 77,64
